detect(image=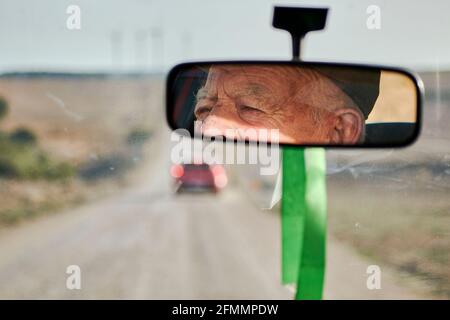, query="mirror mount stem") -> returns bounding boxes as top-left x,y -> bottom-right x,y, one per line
272,6 -> 328,61
291,35 -> 301,61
